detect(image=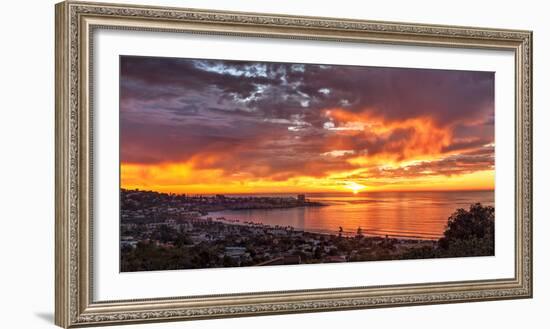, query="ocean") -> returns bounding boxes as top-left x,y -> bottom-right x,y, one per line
209,190 -> 494,240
